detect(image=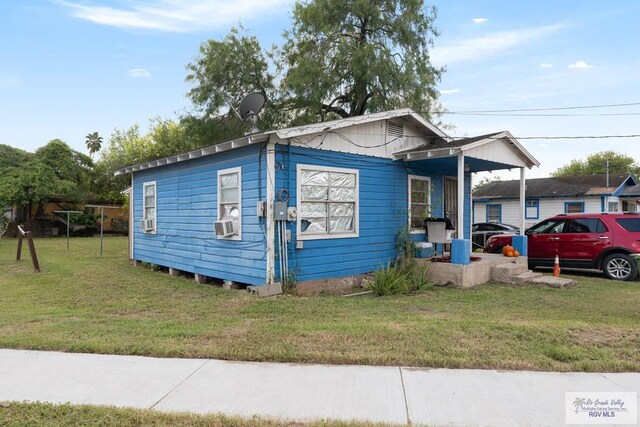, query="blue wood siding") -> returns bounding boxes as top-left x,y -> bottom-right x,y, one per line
275,145 -> 471,282
132,145 -> 267,285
